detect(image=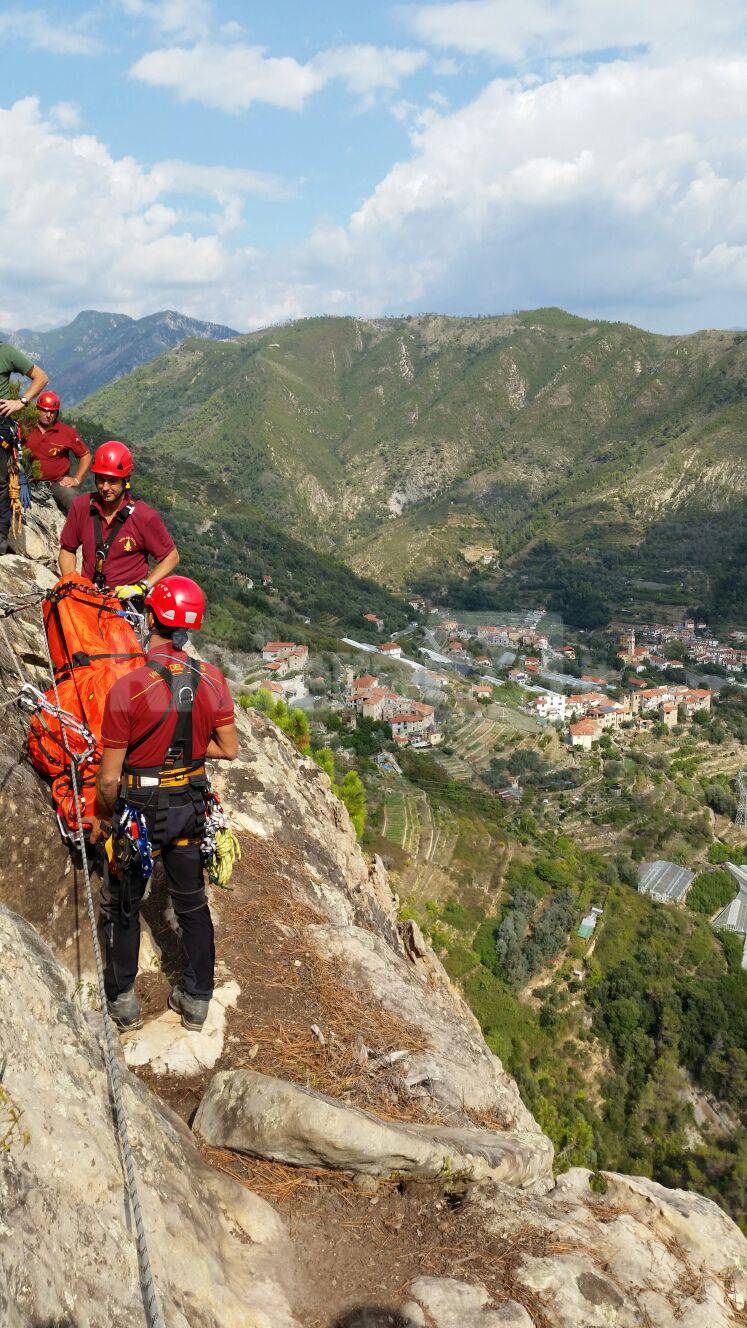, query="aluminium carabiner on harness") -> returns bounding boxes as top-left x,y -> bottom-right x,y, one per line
111,805 -> 155,882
